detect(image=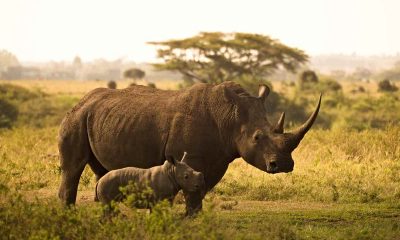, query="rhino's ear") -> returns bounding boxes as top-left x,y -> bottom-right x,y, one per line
222,86 -> 248,121
223,86 -> 241,104
258,84 -> 270,100
166,156 -> 176,165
